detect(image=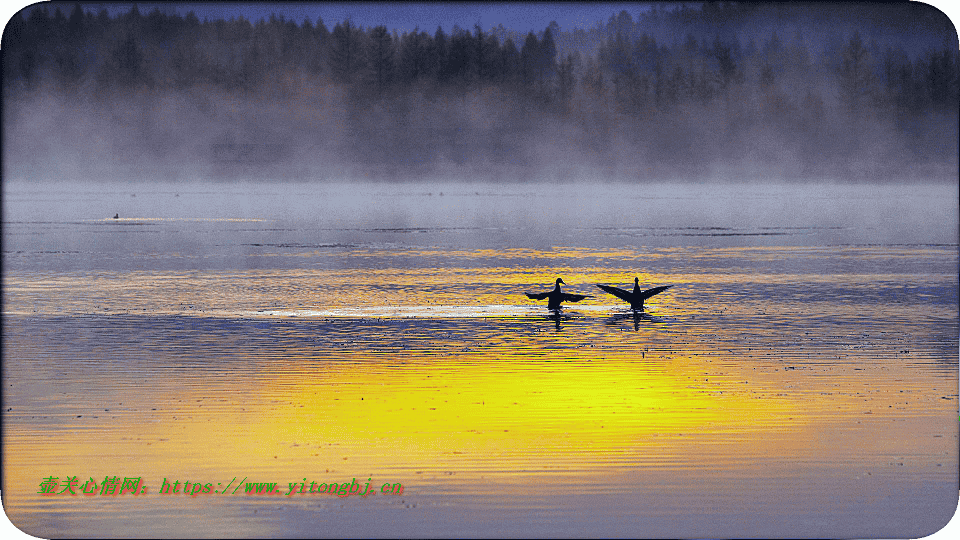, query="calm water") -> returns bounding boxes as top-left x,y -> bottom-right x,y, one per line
2,181 -> 958,538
